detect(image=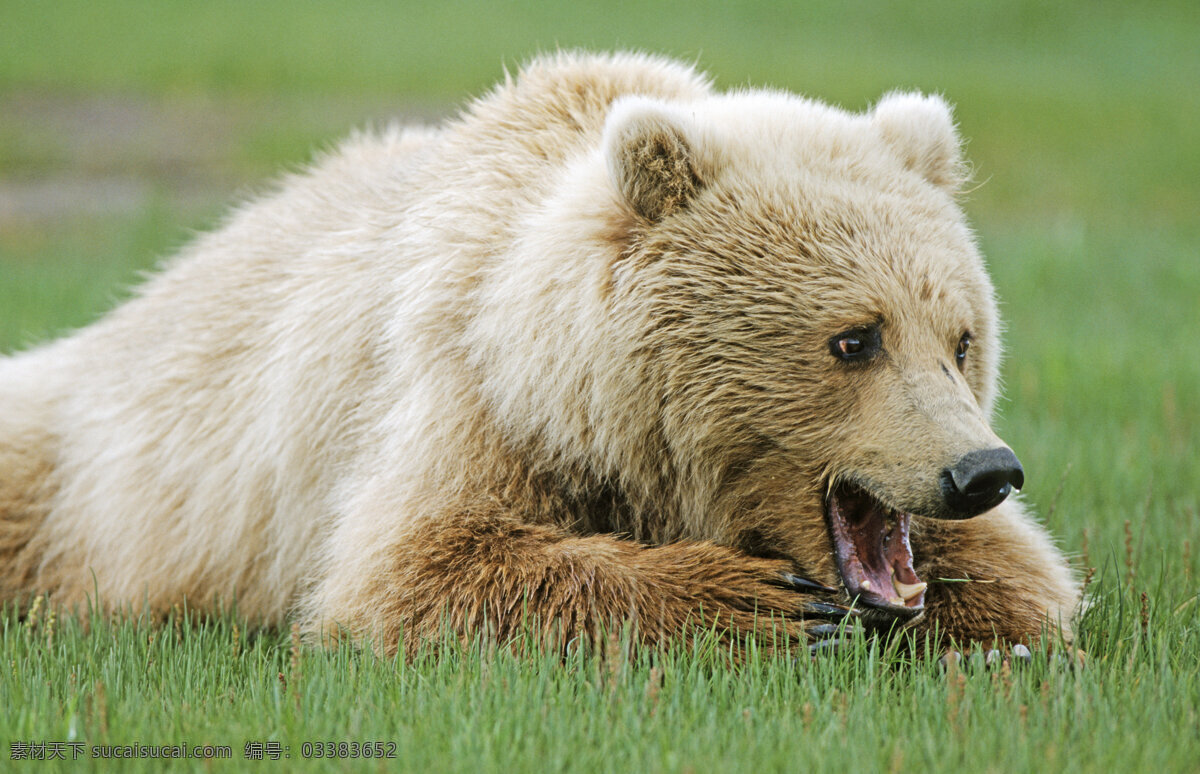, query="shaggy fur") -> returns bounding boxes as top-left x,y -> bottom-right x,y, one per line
0,52 -> 1077,653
